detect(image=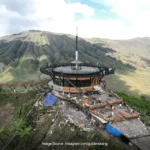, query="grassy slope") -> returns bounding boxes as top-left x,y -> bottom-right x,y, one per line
104,69 -> 150,97
88,38 -> 150,97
